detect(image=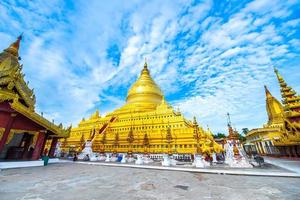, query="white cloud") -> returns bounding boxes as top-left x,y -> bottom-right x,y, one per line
0,0 -> 299,134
